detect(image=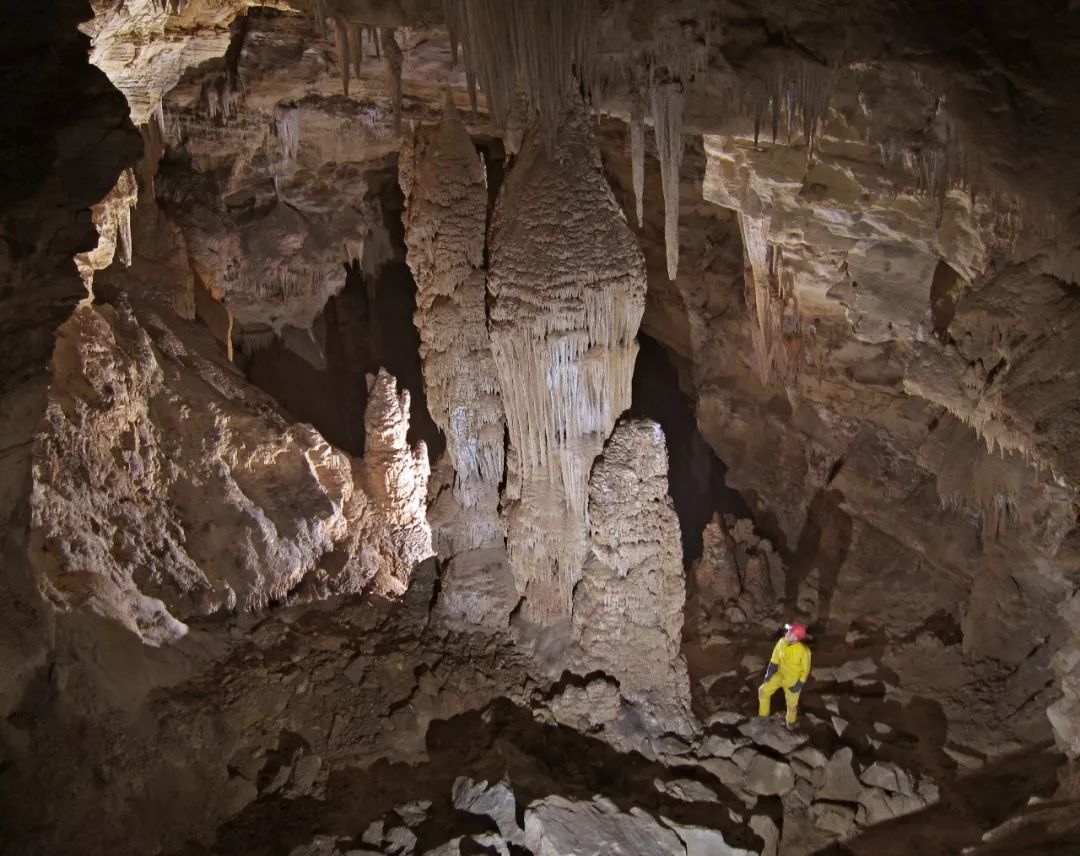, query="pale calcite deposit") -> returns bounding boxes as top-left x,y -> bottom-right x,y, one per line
80,0 -> 290,126
399,107 -> 505,556
488,105 -> 646,623
572,419 -> 692,730
28,300 -> 431,643
74,169 -> 139,294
